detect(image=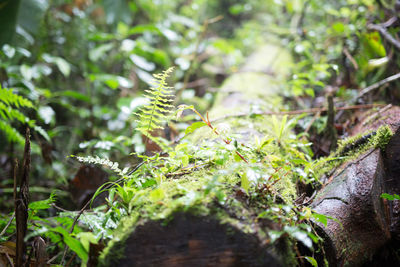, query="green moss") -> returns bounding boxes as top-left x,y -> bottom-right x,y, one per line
99,155 -> 299,265
99,42 -> 300,266
315,125 -> 393,179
